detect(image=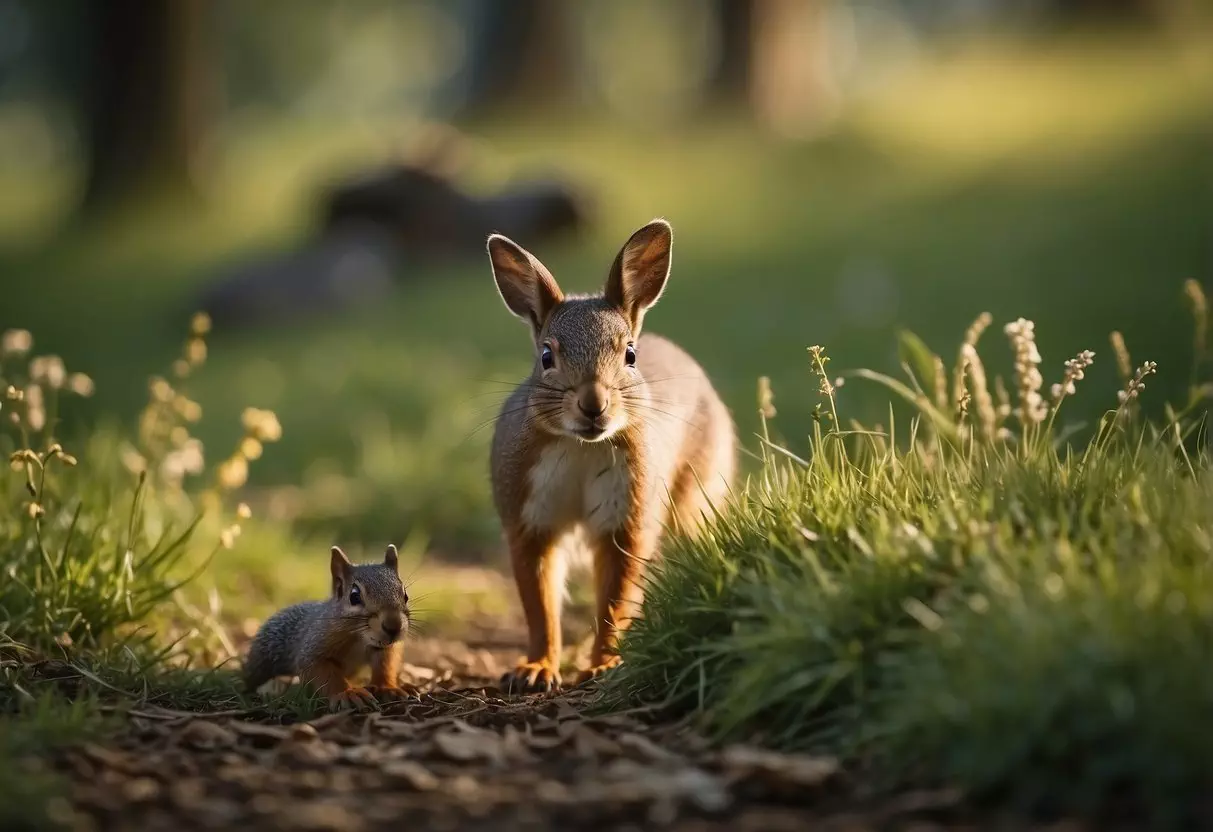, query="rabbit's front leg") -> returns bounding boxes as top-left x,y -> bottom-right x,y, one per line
576,522 -> 657,684
500,527 -> 565,694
